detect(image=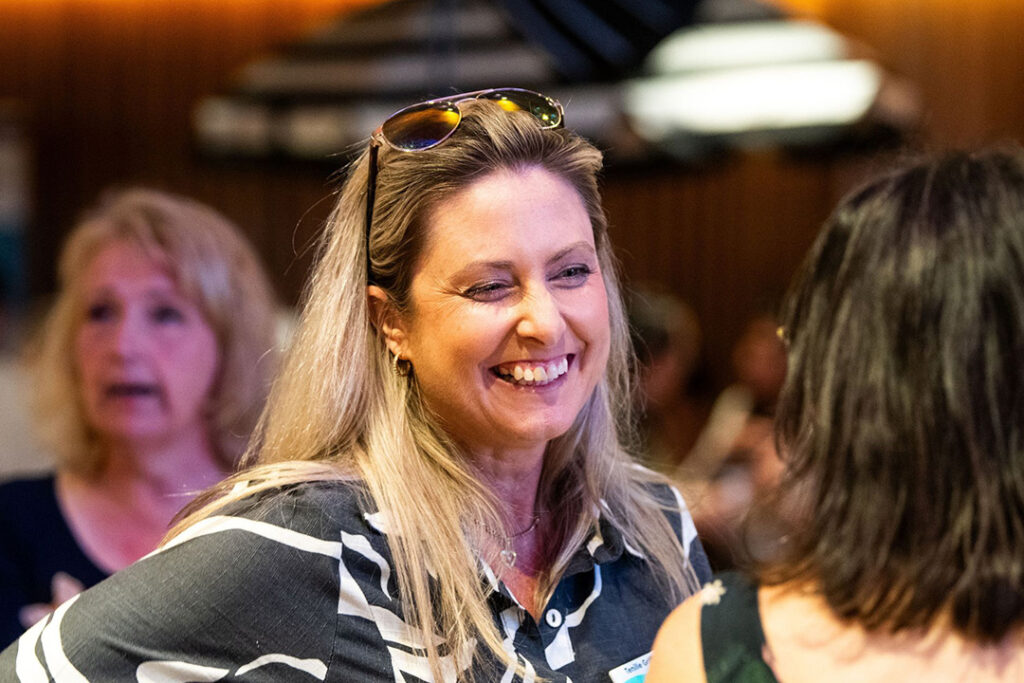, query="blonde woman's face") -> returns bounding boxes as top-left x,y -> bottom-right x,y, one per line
397,166 -> 610,460
73,241 -> 220,450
